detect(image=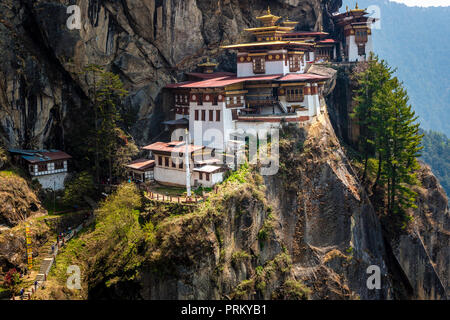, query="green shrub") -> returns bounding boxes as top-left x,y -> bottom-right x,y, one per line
281,279 -> 310,300
63,171 -> 95,206
231,251 -> 250,267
